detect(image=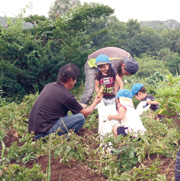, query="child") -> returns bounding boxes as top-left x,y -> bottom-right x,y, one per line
95,54 -> 123,133
107,89 -> 146,138
131,83 -> 161,119
95,54 -> 123,103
